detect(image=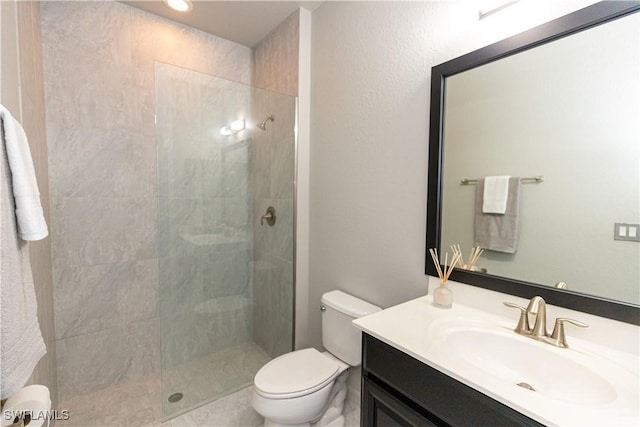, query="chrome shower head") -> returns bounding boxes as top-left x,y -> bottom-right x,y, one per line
257,115 -> 274,130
